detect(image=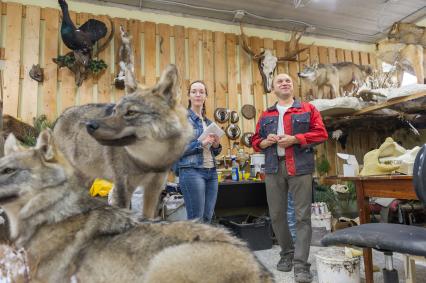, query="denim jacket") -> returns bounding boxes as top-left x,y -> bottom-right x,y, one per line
175,109 -> 222,171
